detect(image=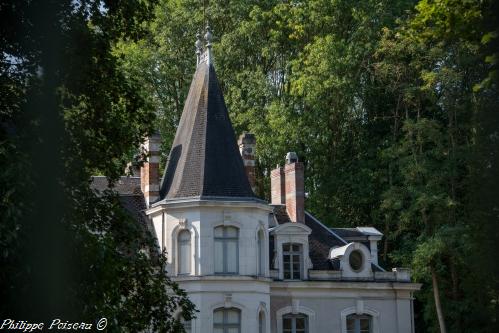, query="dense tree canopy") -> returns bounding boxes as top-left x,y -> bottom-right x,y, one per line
0,1 -> 195,332
1,0 -> 497,332
117,0 -> 498,332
